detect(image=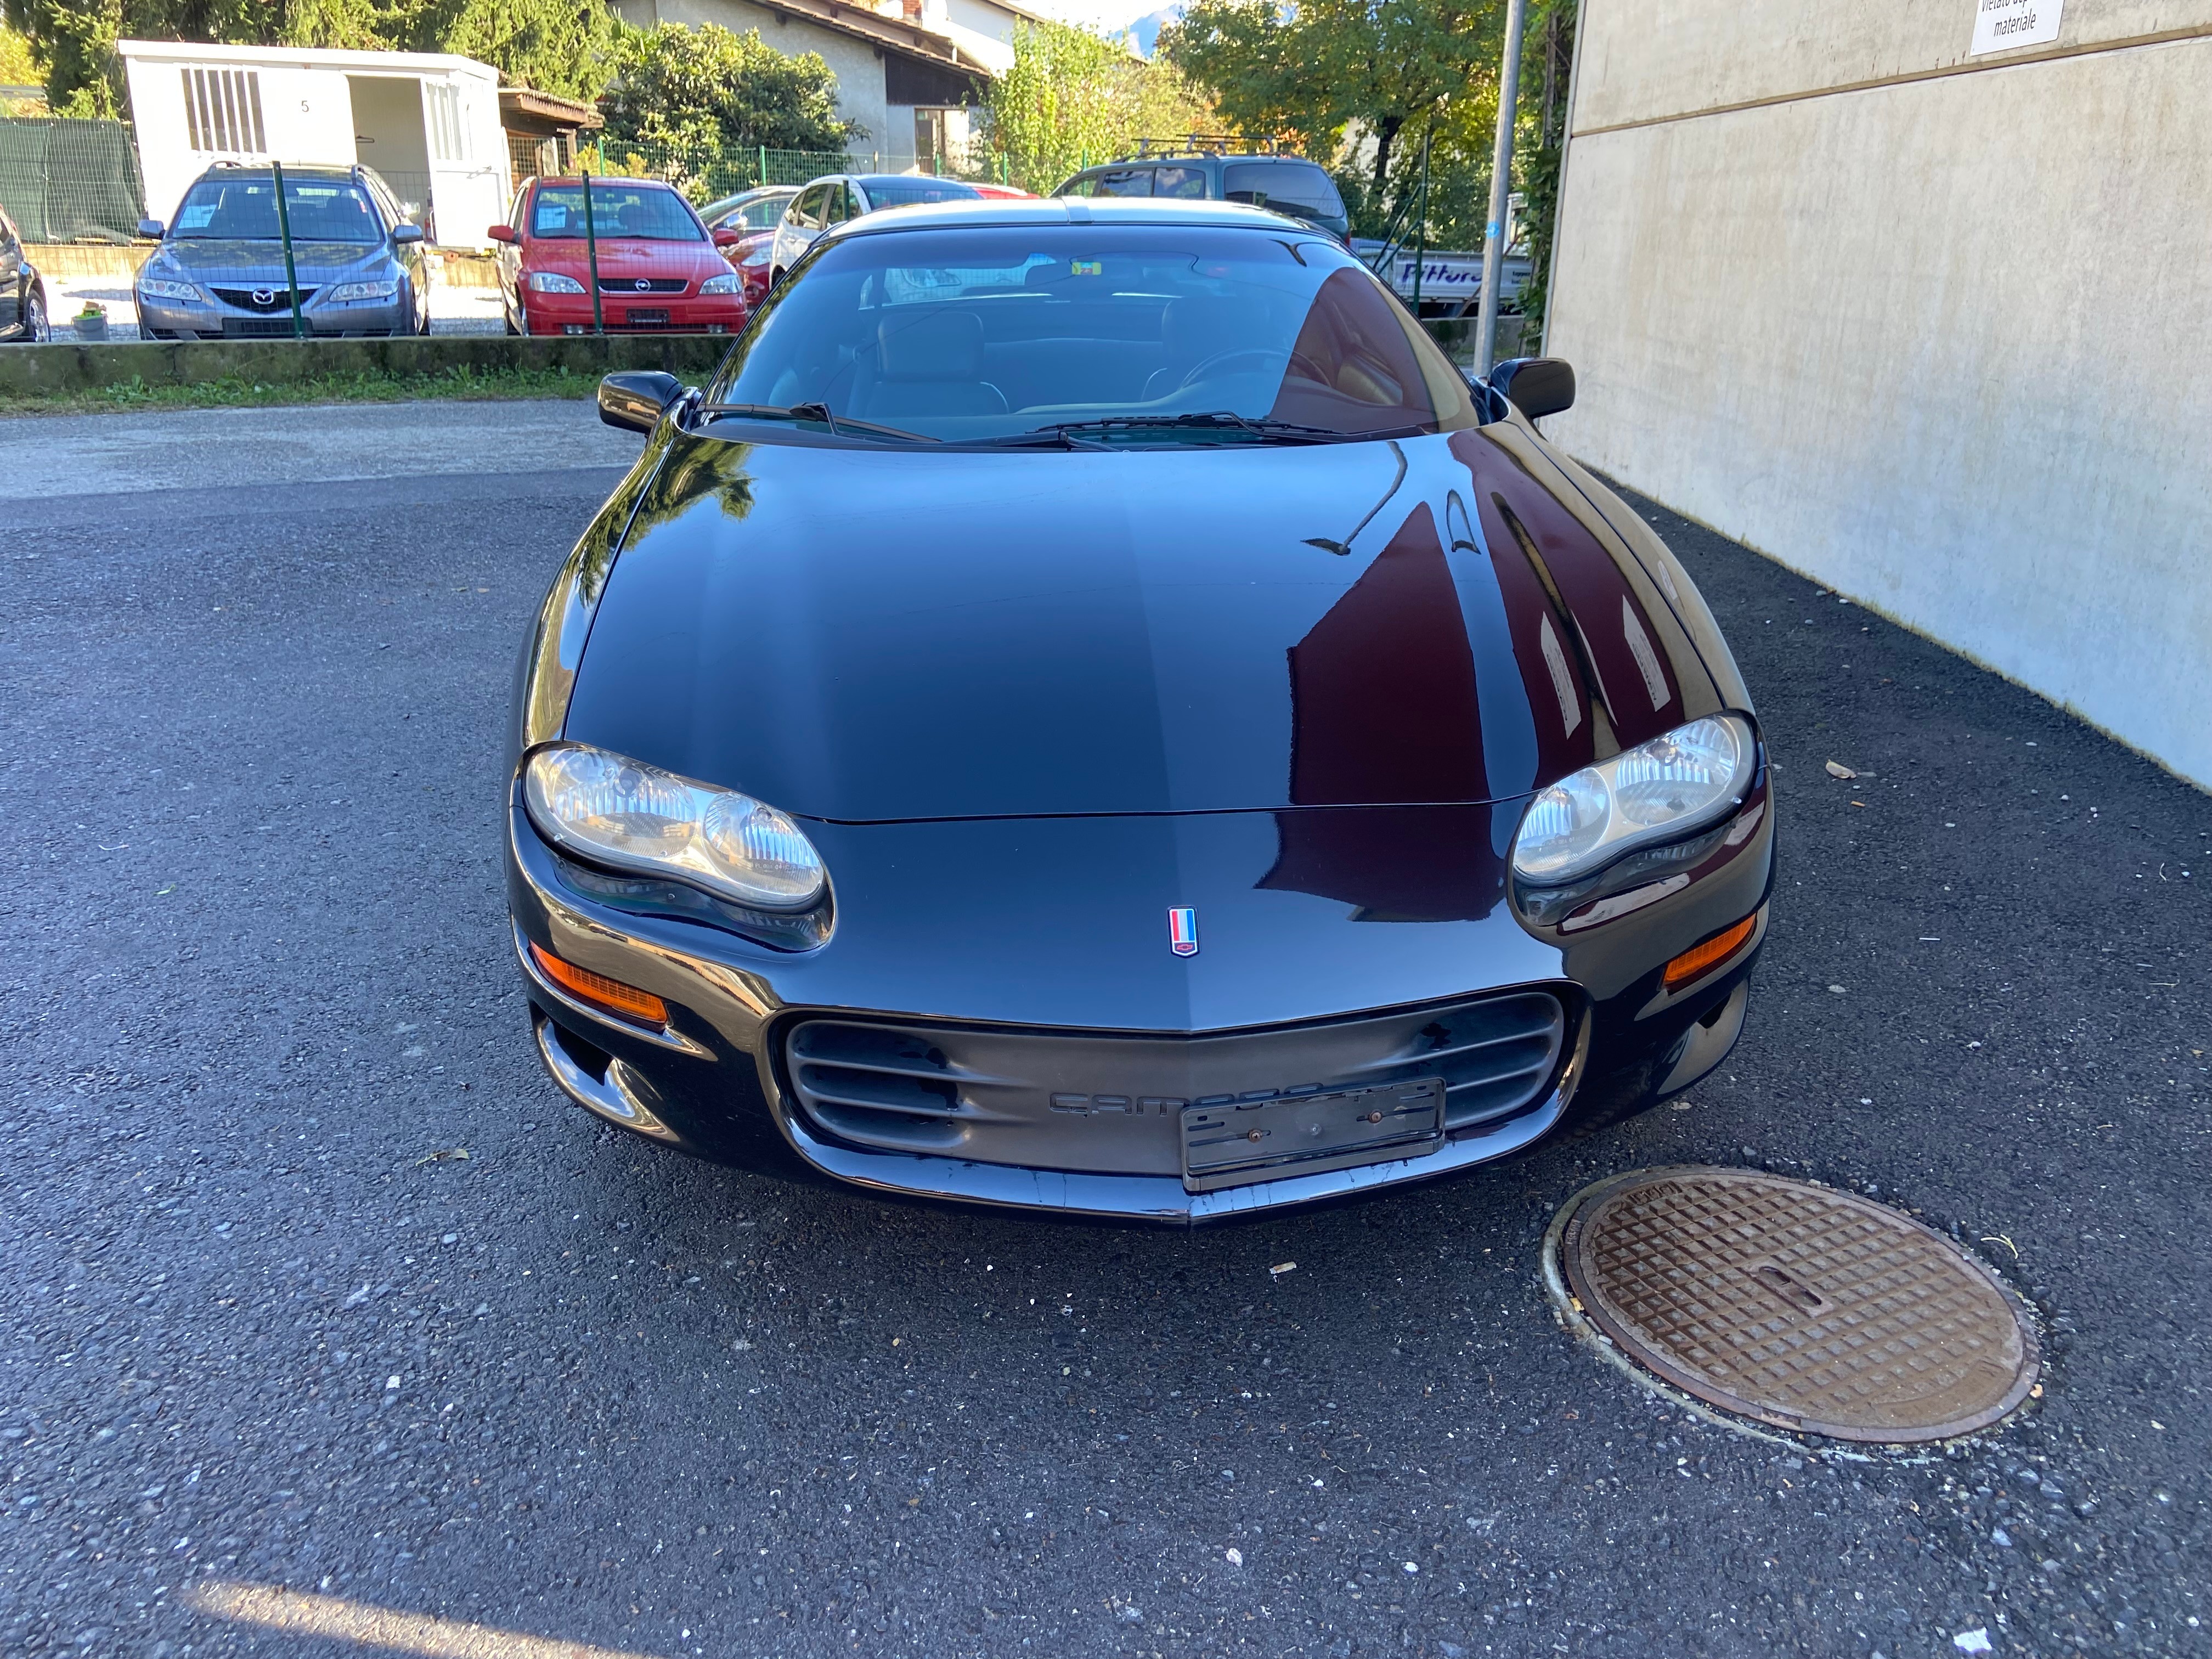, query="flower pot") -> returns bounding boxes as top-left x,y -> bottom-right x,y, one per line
75,313 -> 109,341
